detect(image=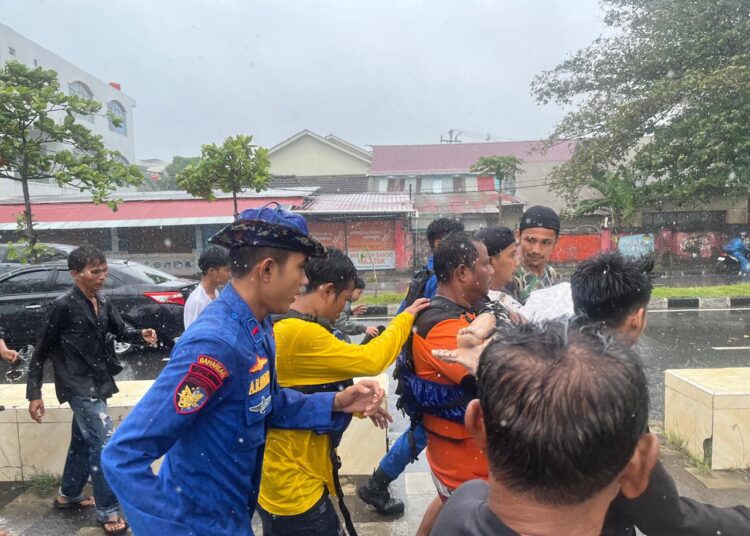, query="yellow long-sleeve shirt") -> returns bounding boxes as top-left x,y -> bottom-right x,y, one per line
258,311 -> 415,516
